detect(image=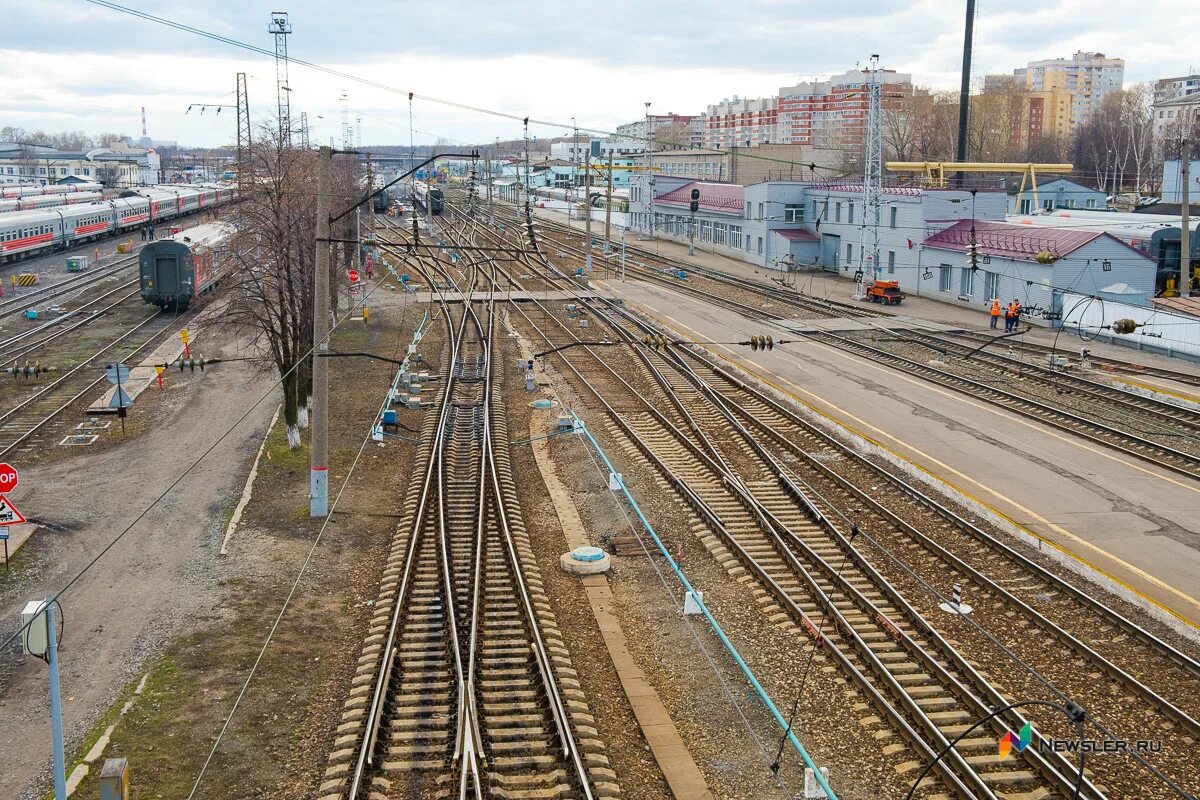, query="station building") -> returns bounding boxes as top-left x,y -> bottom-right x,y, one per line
1010,178 -> 1107,214
629,174 -> 1157,322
